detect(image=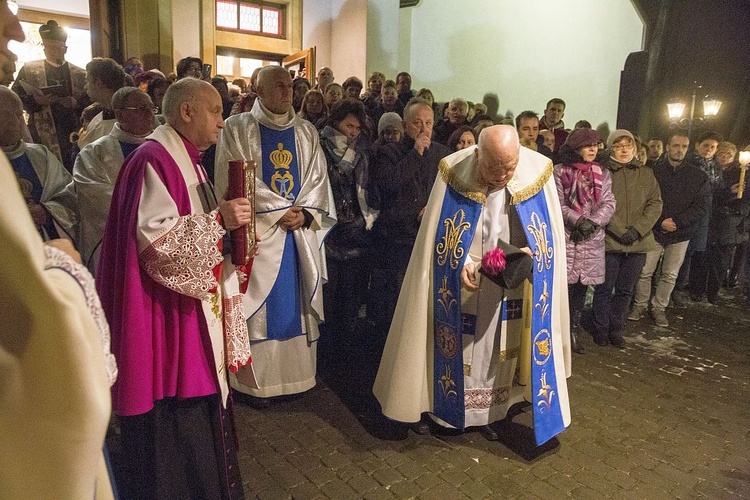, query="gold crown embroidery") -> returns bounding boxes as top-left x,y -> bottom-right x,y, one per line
270,143 -> 293,170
